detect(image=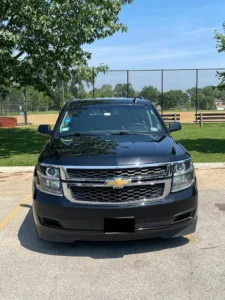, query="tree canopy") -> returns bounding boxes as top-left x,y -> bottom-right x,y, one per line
163,90 -> 189,110
0,0 -> 133,94
139,86 -> 160,104
114,83 -> 136,97
215,24 -> 225,88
